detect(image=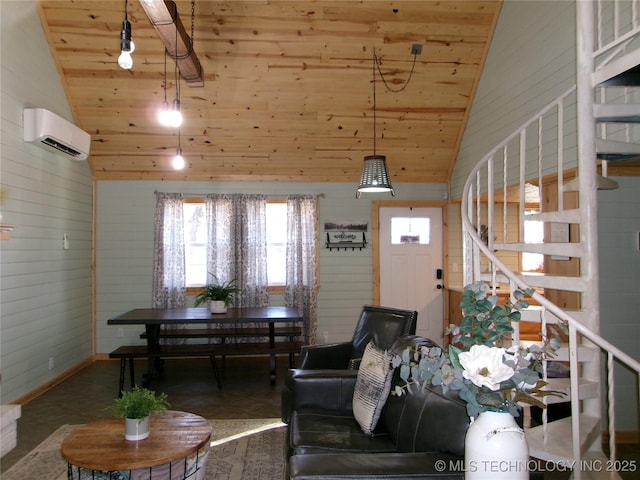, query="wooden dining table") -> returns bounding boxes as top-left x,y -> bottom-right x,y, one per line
108,306 -> 304,386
